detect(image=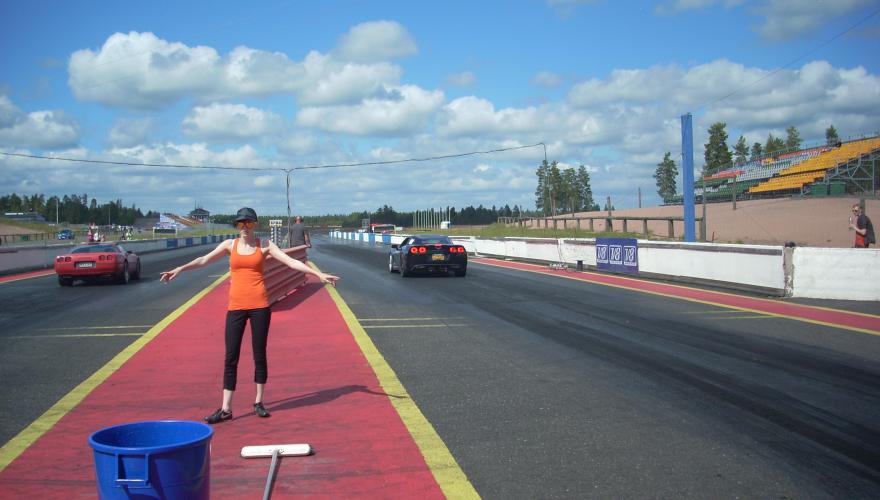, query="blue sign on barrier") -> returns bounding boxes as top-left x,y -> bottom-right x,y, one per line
166,239 -> 178,248
368,233 -> 375,244
596,238 -> 638,274
382,234 -> 391,244
185,237 -> 194,246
